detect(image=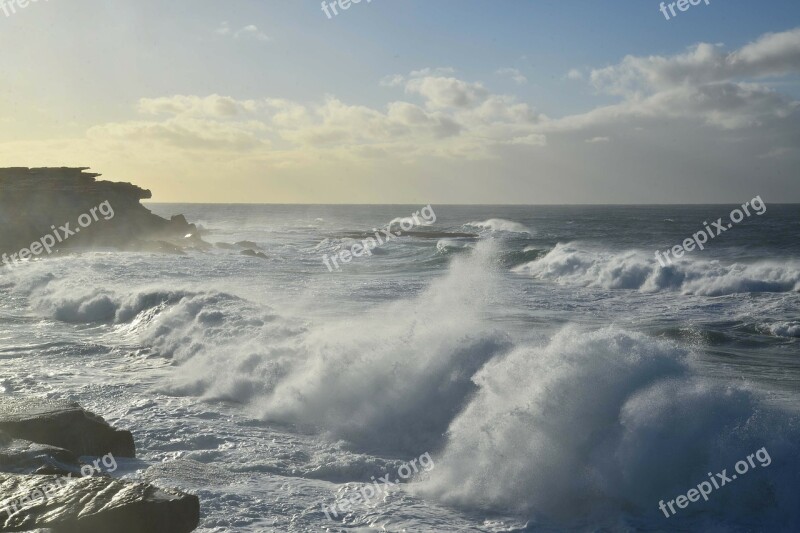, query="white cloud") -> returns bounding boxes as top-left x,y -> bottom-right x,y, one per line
585,136 -> 610,143
214,22 -> 231,36
554,28 -> 800,132
138,95 -> 259,117
496,68 -> 528,85
380,74 -> 405,87
590,28 -> 800,96
215,22 -> 269,42
405,76 -> 489,109
87,117 -> 268,151
510,134 -> 546,146
235,25 -> 270,41
566,68 -> 584,81
409,67 -> 456,77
